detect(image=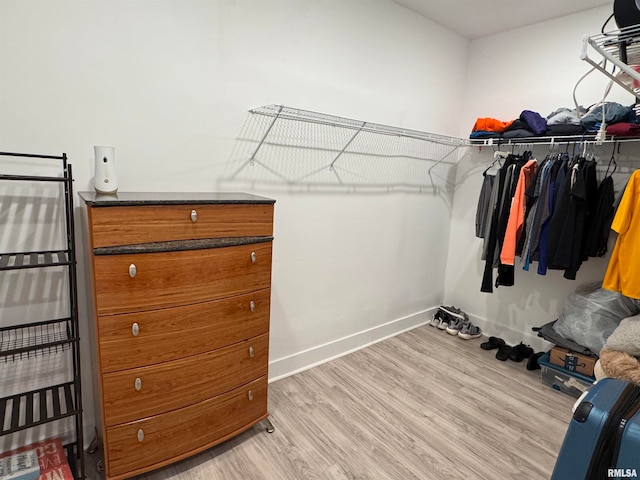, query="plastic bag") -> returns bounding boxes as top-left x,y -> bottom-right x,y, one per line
552,283 -> 640,354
